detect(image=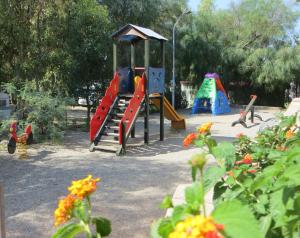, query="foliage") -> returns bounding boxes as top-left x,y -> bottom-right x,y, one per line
151,117 -> 300,237
1,0 -> 299,112
52,175 -> 111,238
177,0 -> 300,106
1,82 -> 71,142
